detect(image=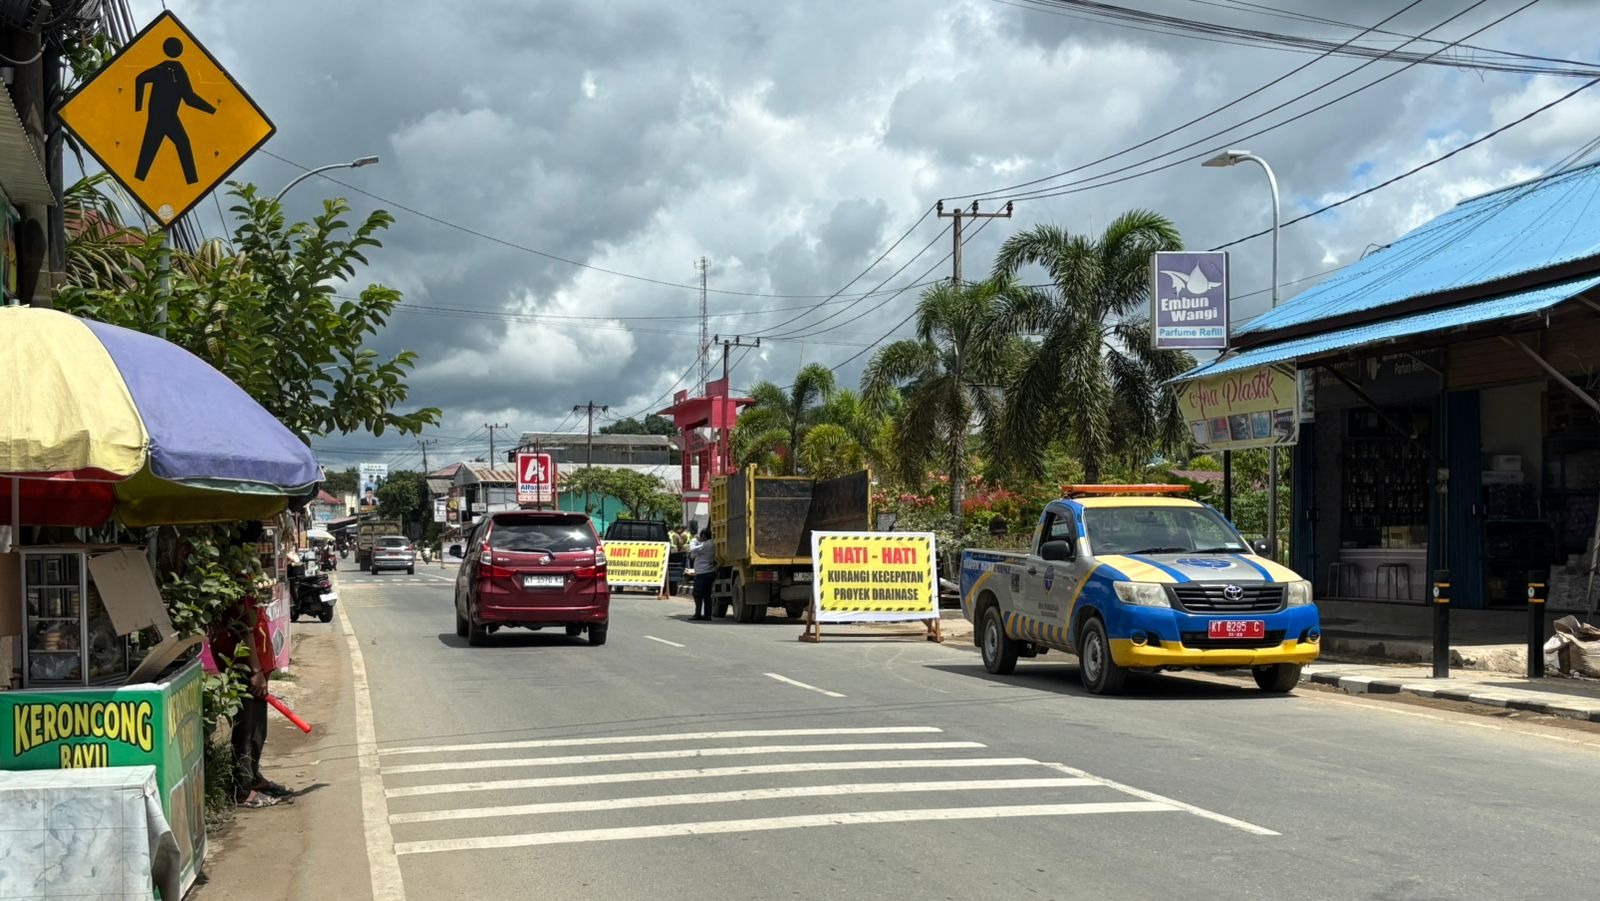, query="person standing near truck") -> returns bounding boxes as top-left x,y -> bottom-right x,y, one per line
689,528 -> 716,620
